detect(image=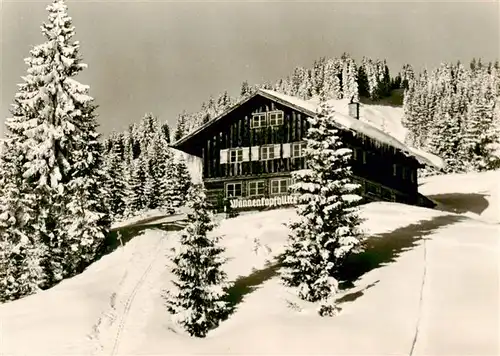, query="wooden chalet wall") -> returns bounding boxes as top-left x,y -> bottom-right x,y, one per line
201,96 -> 309,180
181,94 -> 422,209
